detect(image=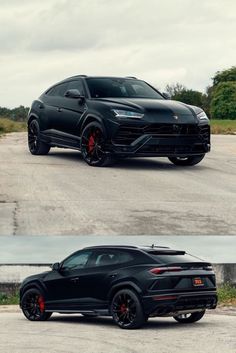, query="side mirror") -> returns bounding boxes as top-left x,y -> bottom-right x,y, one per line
162,92 -> 171,100
52,262 -> 60,271
64,89 -> 84,99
